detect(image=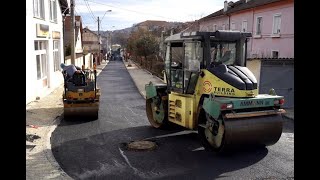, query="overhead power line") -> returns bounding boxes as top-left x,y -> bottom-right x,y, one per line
82,0 -> 96,22
75,6 -> 97,28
